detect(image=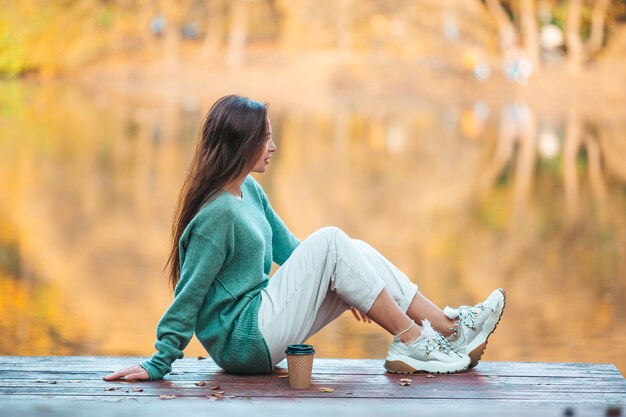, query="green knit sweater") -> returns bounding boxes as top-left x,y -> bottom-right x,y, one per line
140,175 -> 300,379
